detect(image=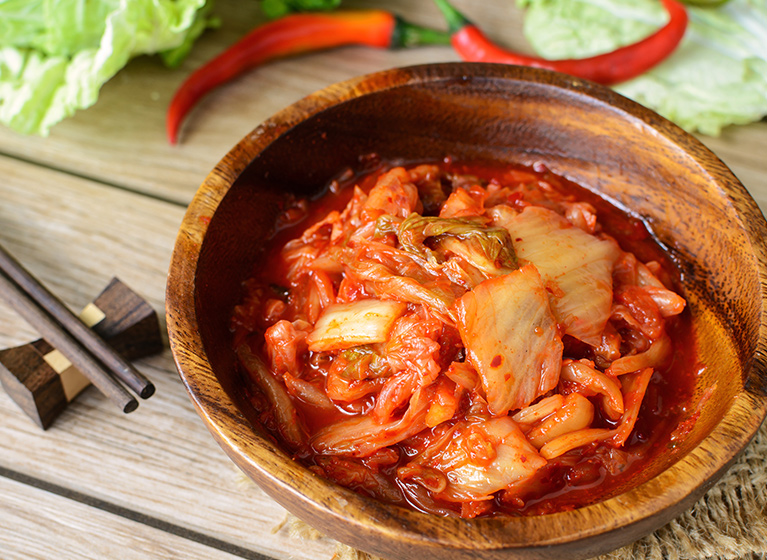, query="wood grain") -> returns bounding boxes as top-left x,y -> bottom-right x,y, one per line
0,0 -> 519,205
0,156 -> 336,560
0,0 -> 761,209
0,258 -> 138,413
0,476 -> 255,560
698,127 -> 767,213
167,62 -> 767,560
0,278 -> 164,429
0,1 -> 765,558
